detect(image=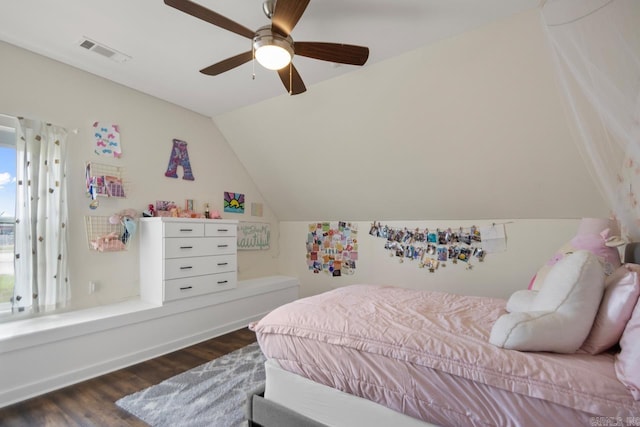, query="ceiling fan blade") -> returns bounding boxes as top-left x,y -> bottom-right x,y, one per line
200,51 -> 253,76
164,0 -> 255,39
295,42 -> 369,66
271,0 -> 310,36
277,64 -> 306,95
